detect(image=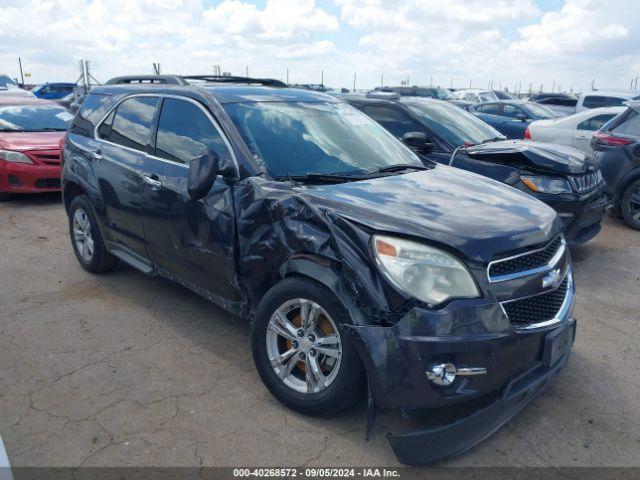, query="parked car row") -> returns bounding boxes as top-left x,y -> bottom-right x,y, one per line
0,74 -> 637,466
